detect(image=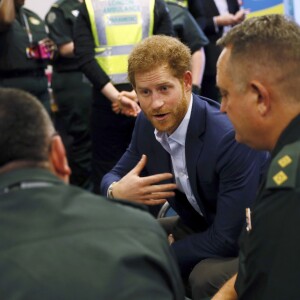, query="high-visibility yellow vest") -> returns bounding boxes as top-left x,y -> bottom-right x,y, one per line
85,0 -> 155,84
166,0 -> 188,8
